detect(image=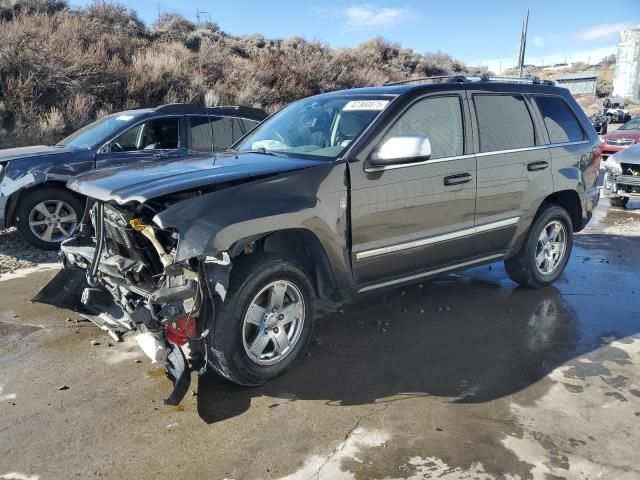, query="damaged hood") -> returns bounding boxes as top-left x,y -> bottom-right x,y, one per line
610,144 -> 640,164
67,152 -> 326,204
0,145 -> 81,164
